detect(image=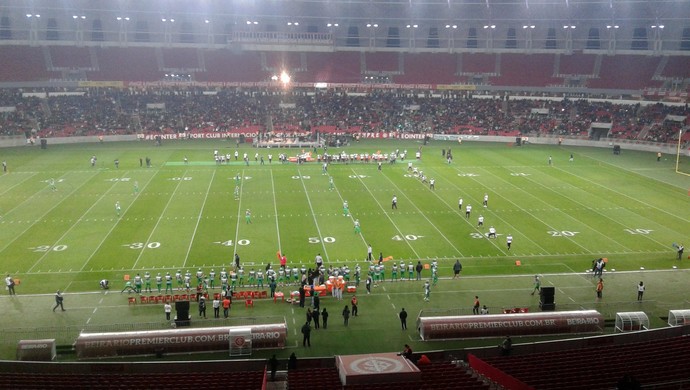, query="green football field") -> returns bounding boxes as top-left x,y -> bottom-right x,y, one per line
1,139 -> 689,360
